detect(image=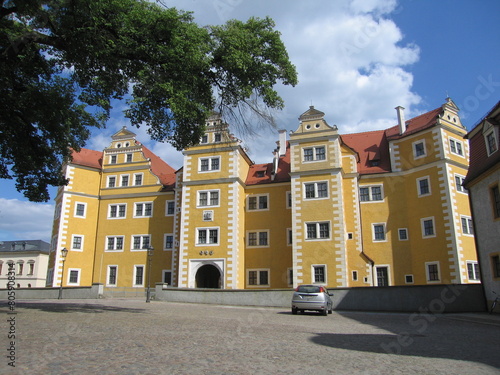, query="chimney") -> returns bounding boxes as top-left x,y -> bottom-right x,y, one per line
395,106 -> 406,135
278,129 -> 287,157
